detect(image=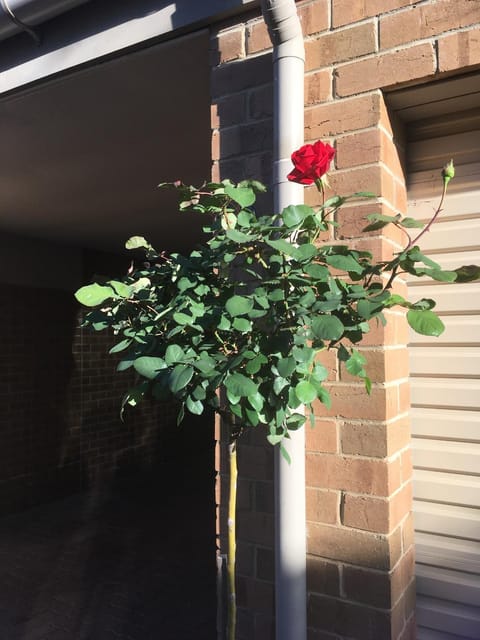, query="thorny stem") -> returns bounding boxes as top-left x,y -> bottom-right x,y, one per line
383,180 -> 448,292
408,181 -> 447,249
